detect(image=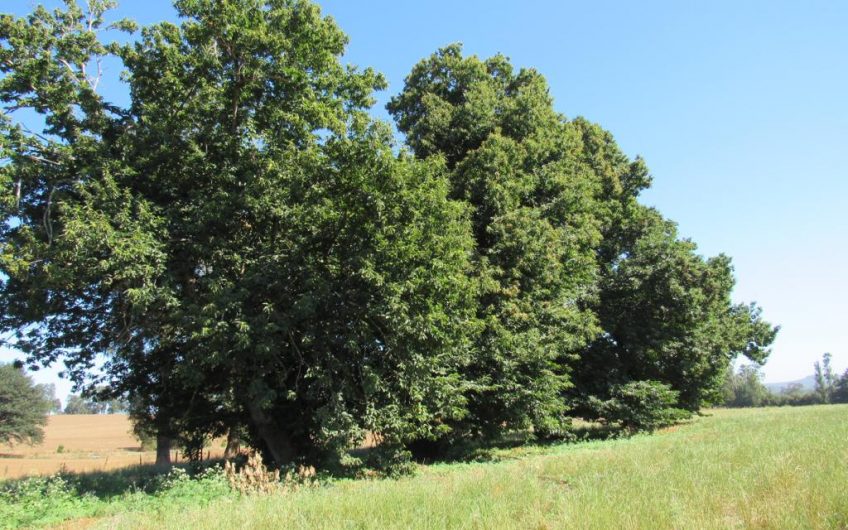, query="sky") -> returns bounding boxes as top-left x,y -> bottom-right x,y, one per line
2,0 -> 847,403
